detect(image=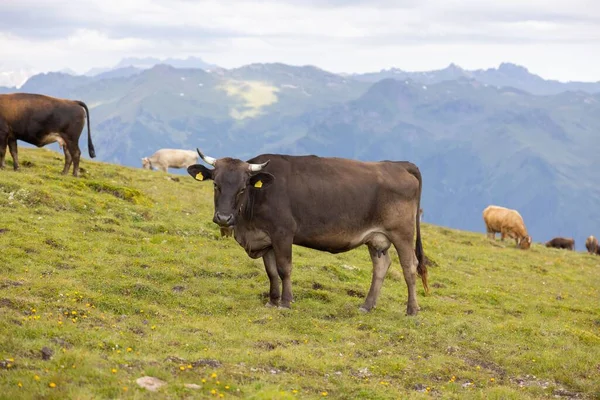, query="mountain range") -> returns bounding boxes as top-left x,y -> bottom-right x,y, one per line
1,60 -> 599,249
